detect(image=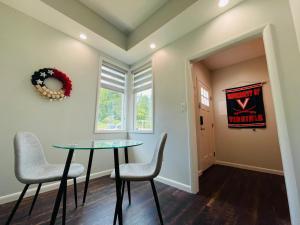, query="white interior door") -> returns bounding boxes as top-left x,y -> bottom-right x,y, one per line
196,81 -> 215,172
